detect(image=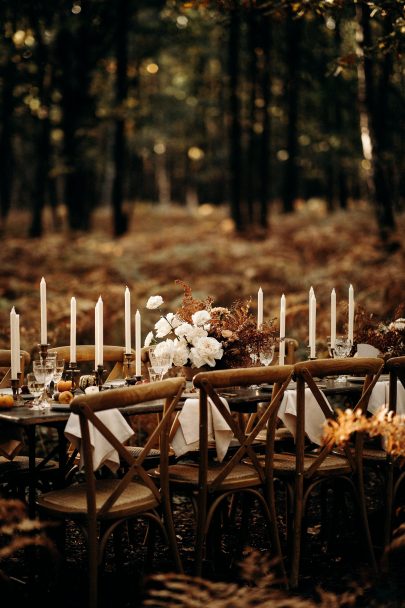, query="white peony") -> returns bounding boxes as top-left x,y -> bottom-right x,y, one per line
144,331 -> 154,347
389,318 -> 405,332
155,313 -> 176,338
175,323 -> 207,344
154,339 -> 176,358
146,295 -> 164,310
190,336 -> 223,368
192,310 -> 211,327
172,339 -> 190,367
